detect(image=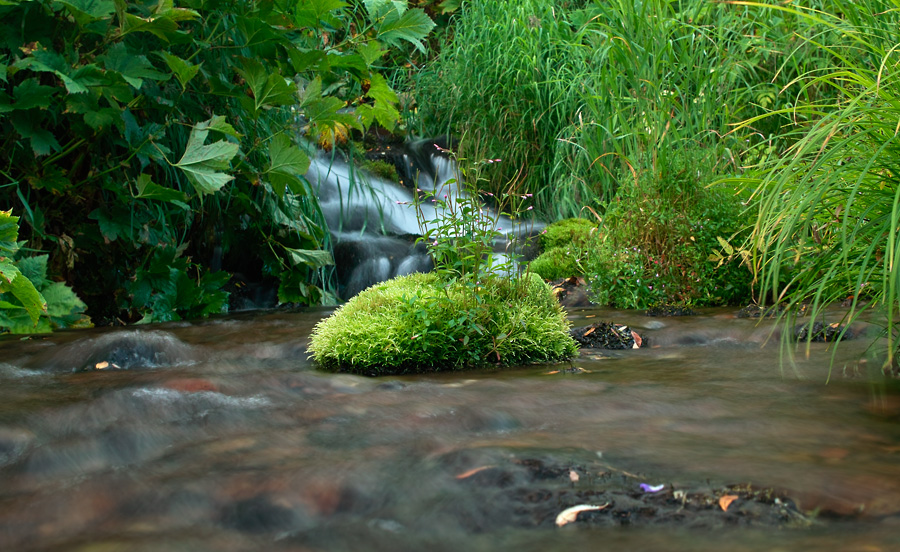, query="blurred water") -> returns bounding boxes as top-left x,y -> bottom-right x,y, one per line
0,306 -> 898,551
